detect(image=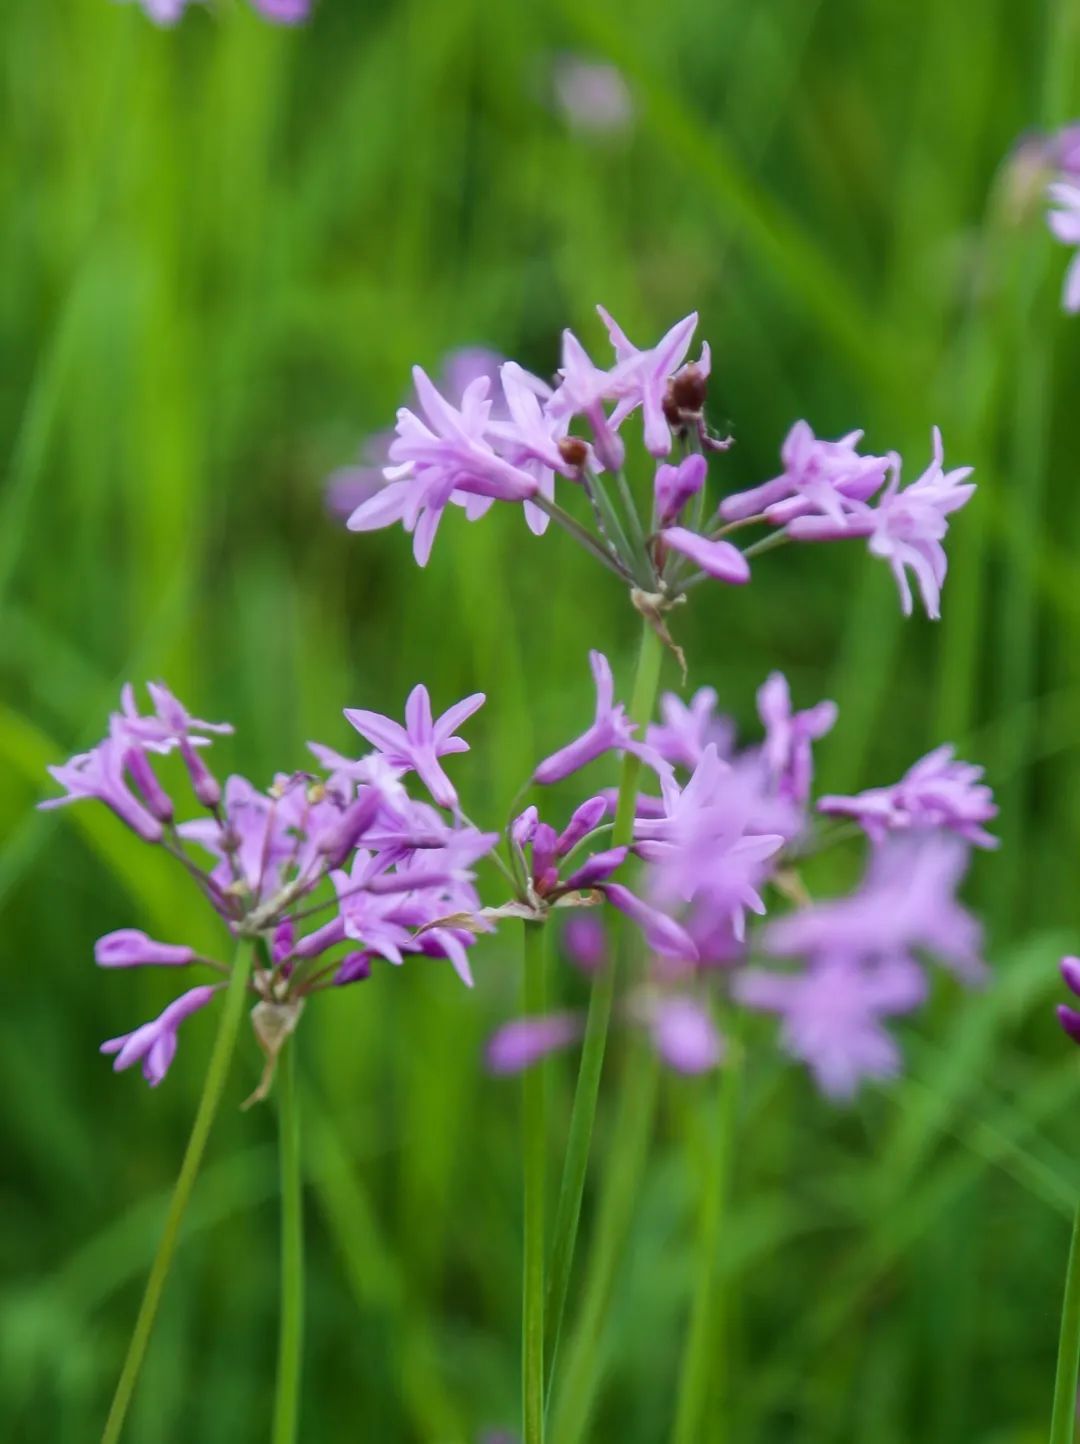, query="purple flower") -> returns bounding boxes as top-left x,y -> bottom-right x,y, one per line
486,1013 -> 584,1073
654,454 -> 707,527
1058,955 -> 1080,1043
488,362 -> 577,537
563,914 -> 608,972
250,0 -> 310,20
347,368 -> 537,565
533,651 -> 668,785
600,308 -> 706,458
818,744 -> 997,849
41,733 -> 164,843
548,330 -> 626,471
756,672 -> 837,806
646,996 -> 723,1073
95,930 -> 196,968
345,685 -> 484,810
600,882 -> 699,960
118,681 -> 233,807
764,834 -> 985,985
735,956 -> 926,1099
646,688 -> 735,771
789,429 -> 975,620
101,985 -> 217,1086
124,0 -> 194,22
659,527 -> 750,585
720,421 -> 891,526
552,55 -> 634,135
1047,181 -> 1080,312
